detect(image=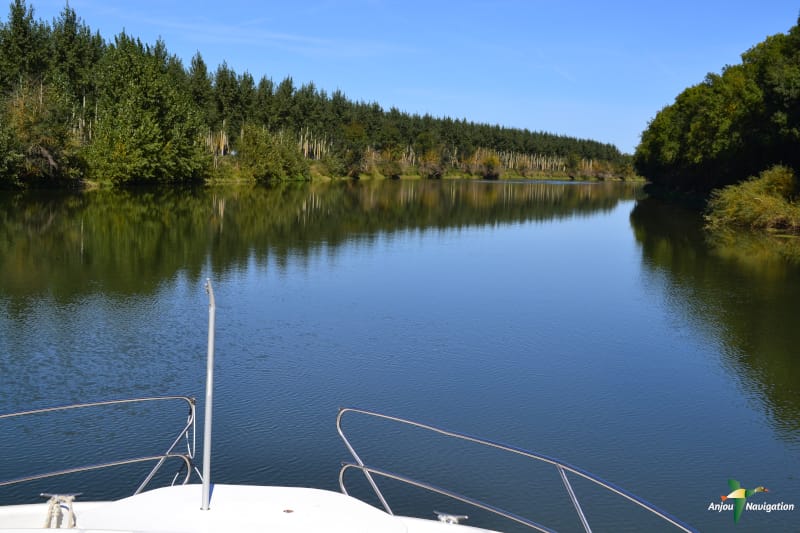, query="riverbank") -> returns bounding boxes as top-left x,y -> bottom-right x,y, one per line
208,161 -> 643,185
71,166 -> 639,188
705,166 -> 800,234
